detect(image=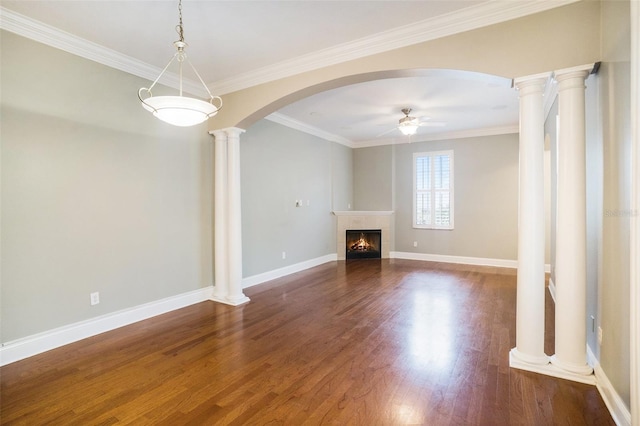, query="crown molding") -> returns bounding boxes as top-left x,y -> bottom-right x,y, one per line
0,6 -> 207,97
351,125 -> 520,149
265,113 -> 354,148
2,1 -> 578,97
209,0 -> 580,94
267,111 -> 519,148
